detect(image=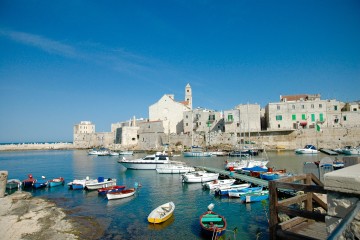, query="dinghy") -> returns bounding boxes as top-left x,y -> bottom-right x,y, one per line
148,202 -> 175,224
